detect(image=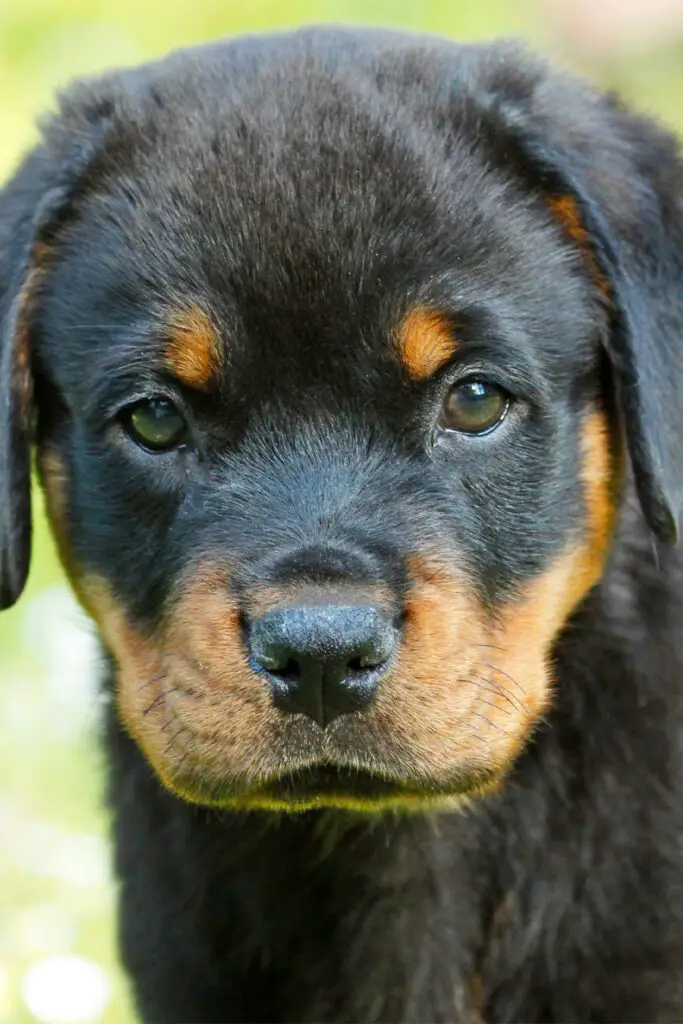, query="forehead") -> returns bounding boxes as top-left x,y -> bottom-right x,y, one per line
38,38 -> 597,397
